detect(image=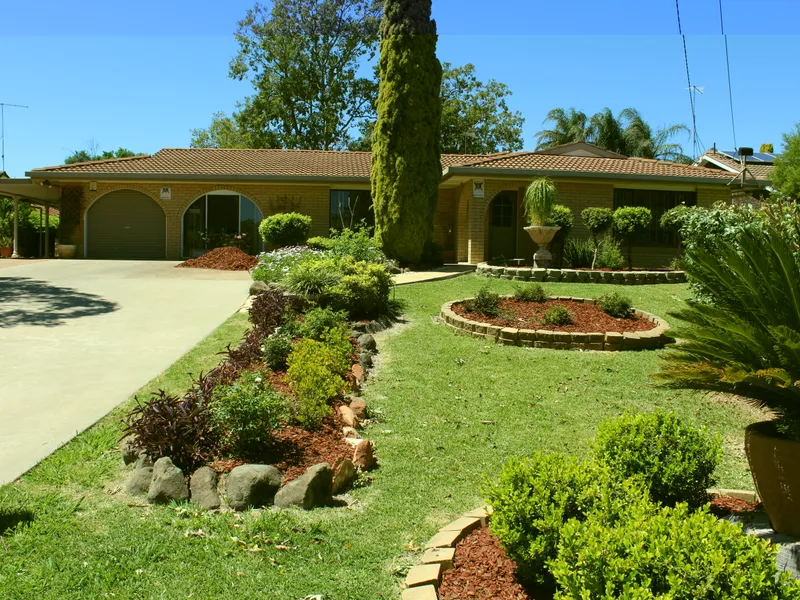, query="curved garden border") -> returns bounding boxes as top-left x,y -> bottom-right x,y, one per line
476,262 -> 687,285
441,296 -> 672,351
